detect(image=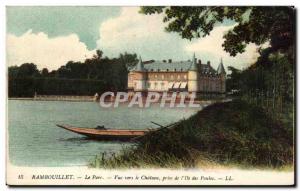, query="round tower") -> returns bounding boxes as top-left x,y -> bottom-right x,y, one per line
188,53 -> 199,92
134,56 -> 147,91
217,58 -> 226,93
